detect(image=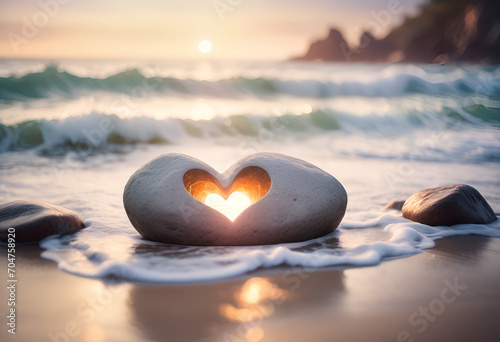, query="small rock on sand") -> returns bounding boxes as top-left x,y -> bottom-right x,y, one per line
0,200 -> 85,243
402,184 -> 497,226
385,200 -> 406,211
